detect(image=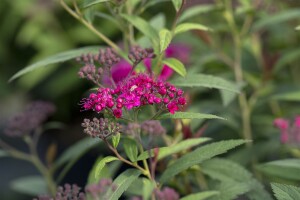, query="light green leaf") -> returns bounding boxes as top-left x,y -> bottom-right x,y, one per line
158,112 -> 225,120
54,137 -> 100,169
11,176 -> 47,196
272,91 -> 300,101
150,13 -> 166,32
172,0 -> 182,11
135,137 -> 211,161
274,49 -> 300,72
253,9 -> 300,31
162,58 -> 186,77
171,74 -> 240,93
95,156 -> 118,179
257,159 -> 300,181
220,90 -> 237,107
179,4 -> 221,22
81,0 -> 110,9
159,140 -> 247,184
106,169 -> 141,200
180,191 -> 219,200
159,29 -> 172,53
9,46 -> 101,82
271,183 -> 300,200
123,138 -> 138,162
175,23 -> 211,35
121,14 -> 159,45
217,181 -> 250,200
112,132 -> 121,148
296,25 -> 300,30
